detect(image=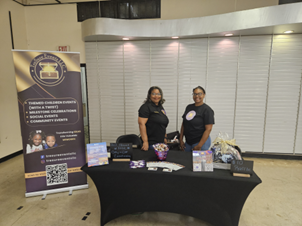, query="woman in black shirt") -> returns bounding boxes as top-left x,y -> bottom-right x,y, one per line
179,86 -> 214,152
138,86 -> 169,151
